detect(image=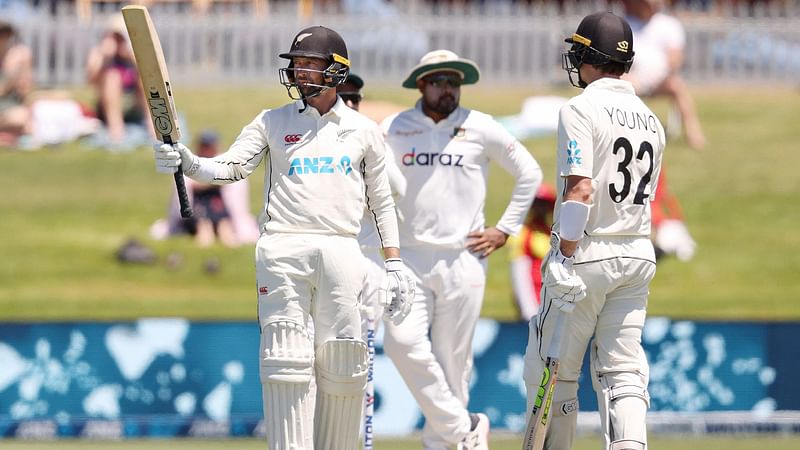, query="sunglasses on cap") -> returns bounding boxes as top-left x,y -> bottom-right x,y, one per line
339,92 -> 363,104
425,74 -> 463,88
